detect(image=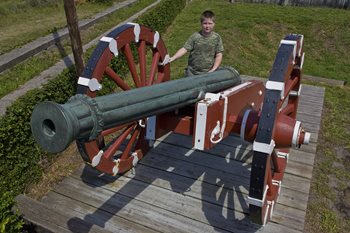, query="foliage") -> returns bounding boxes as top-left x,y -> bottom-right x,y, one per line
0,68 -> 77,231
0,0 -> 117,55
0,0 -> 156,98
136,0 -> 187,33
0,0 -> 187,231
87,0 -> 113,5
0,192 -> 23,233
